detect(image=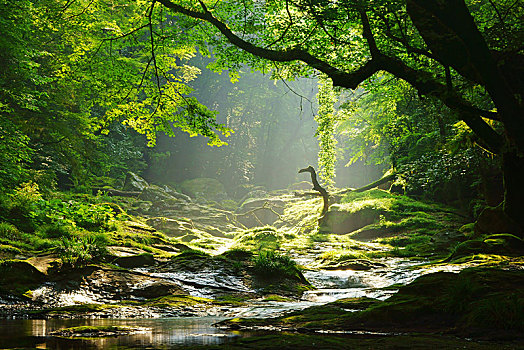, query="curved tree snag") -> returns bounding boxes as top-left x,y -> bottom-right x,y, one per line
299,166 -> 329,216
